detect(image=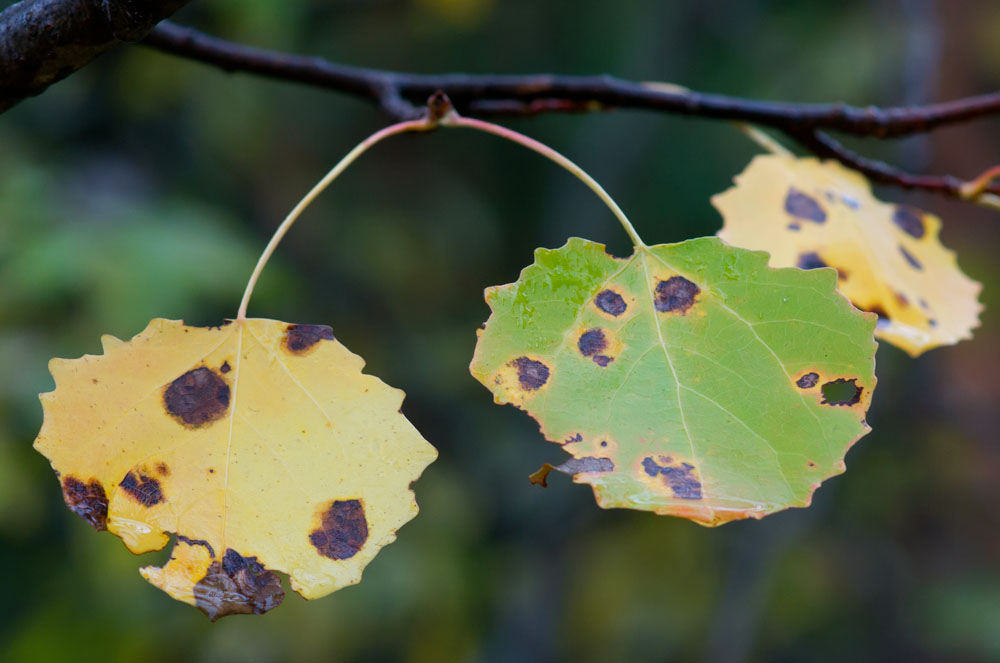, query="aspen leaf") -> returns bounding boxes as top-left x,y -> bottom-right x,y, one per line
471,237 -> 876,526
35,318 -> 436,619
713,154 -> 983,356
